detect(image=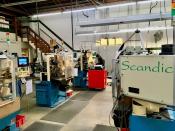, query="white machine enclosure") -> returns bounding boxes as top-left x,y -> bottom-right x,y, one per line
120,55 -> 175,106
